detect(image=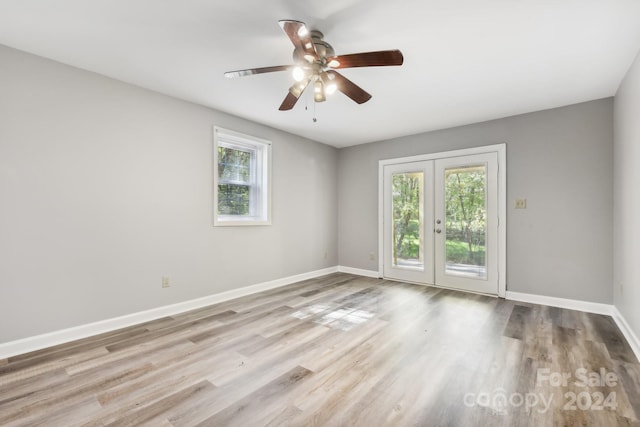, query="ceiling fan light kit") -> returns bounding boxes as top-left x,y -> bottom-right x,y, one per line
224,20 -> 404,111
